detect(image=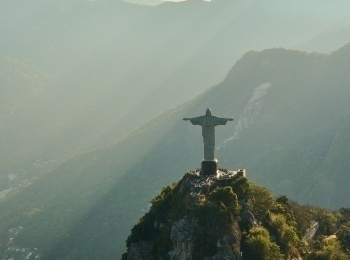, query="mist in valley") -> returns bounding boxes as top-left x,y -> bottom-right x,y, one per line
2,0 -> 350,258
